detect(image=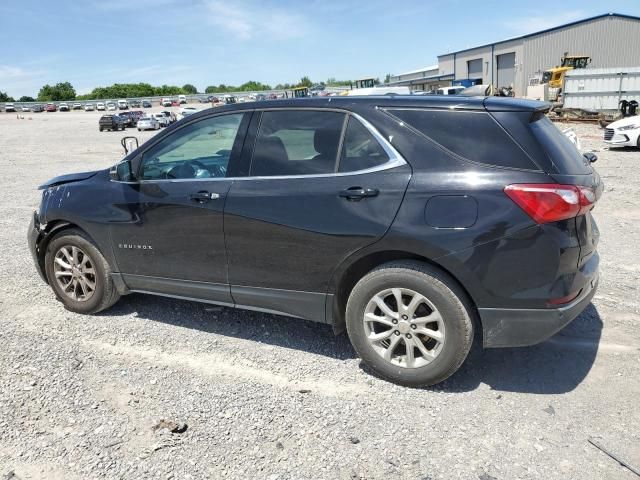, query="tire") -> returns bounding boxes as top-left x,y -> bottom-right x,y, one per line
138,128 -> 141,132
345,261 -> 474,387
44,229 -> 120,314
99,127 -> 103,132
